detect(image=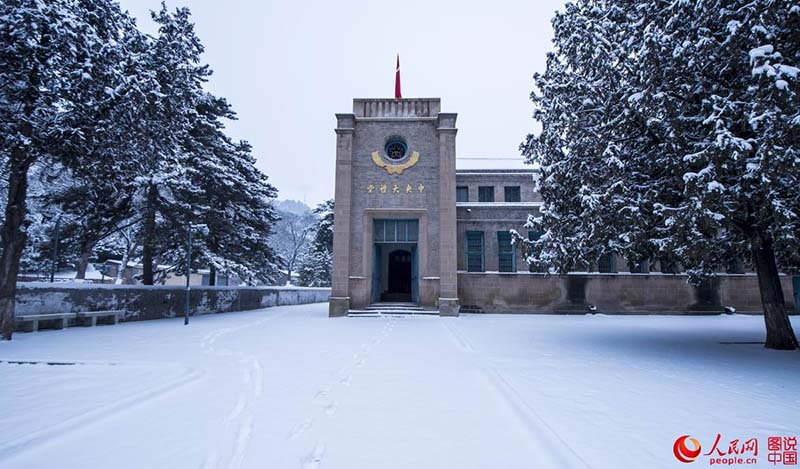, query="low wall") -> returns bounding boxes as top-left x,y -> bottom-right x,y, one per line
457,273 -> 798,315
14,283 -> 331,322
